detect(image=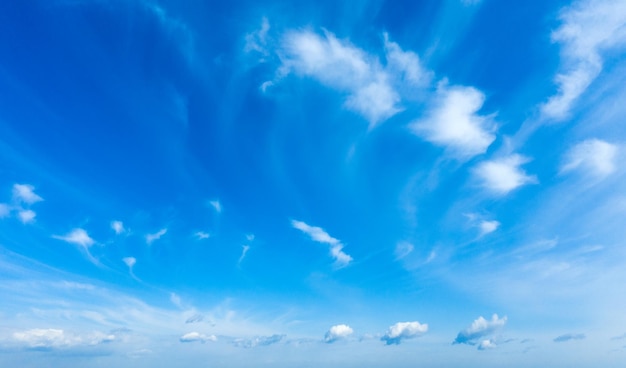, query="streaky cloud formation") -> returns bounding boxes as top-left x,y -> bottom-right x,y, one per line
474,155 -> 537,195
381,321 -> 428,345
145,228 -> 167,245
394,241 -> 414,259
233,334 -> 285,348
554,333 -> 586,342
209,200 -> 222,213
453,314 -> 507,347
561,138 -> 618,178
324,324 -> 353,343
291,220 -> 352,267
